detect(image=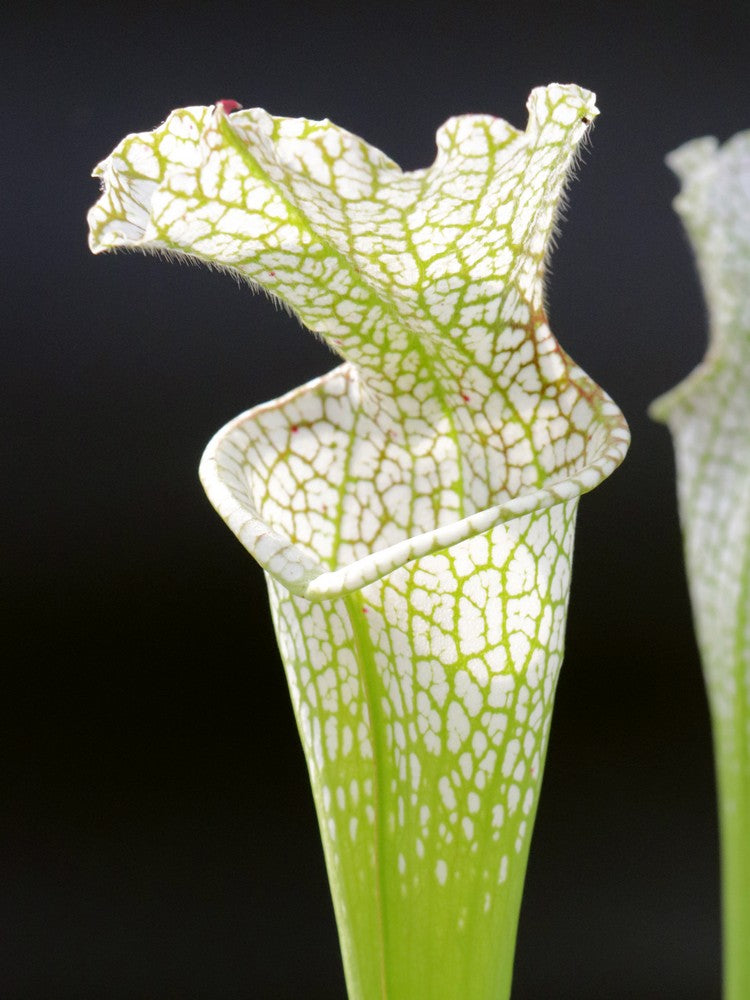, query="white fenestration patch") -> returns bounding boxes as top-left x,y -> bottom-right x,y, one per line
435,859 -> 448,886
